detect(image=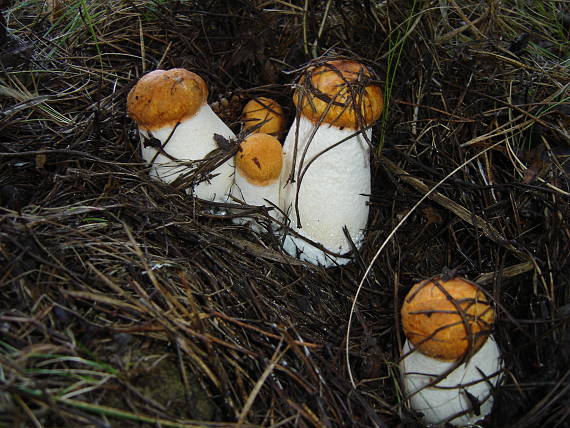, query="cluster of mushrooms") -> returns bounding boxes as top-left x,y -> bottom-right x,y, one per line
127,59 -> 504,427
127,59 -> 382,267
